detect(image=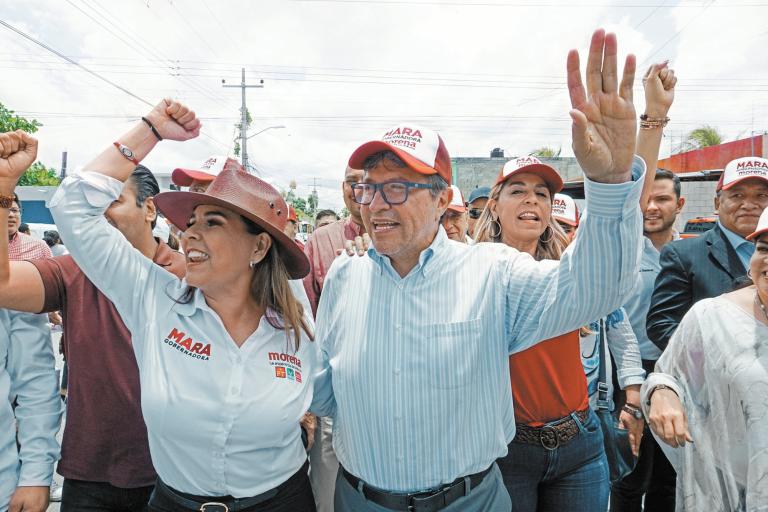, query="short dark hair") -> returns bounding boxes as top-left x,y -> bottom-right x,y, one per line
654,169 -> 681,198
18,222 -> 29,234
127,165 -> 160,228
12,192 -> 20,210
315,209 -> 338,222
